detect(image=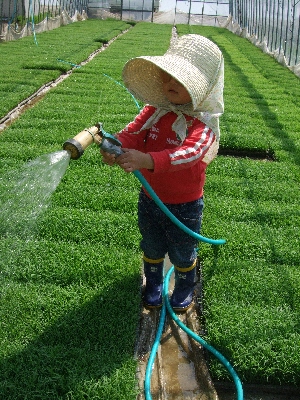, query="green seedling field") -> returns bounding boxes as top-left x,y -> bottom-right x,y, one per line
0,19 -> 299,399
0,19 -> 132,119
